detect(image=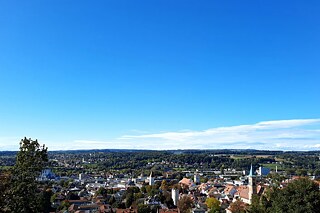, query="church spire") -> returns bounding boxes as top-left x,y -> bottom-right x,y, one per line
248,164 -> 256,204
249,164 -> 254,177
